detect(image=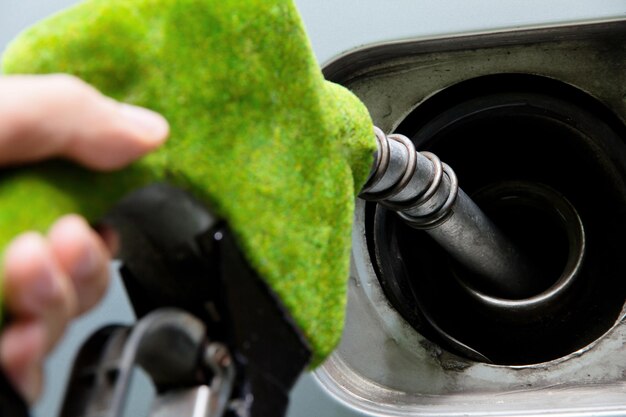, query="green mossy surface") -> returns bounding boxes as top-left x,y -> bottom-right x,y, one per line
0,0 -> 375,366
